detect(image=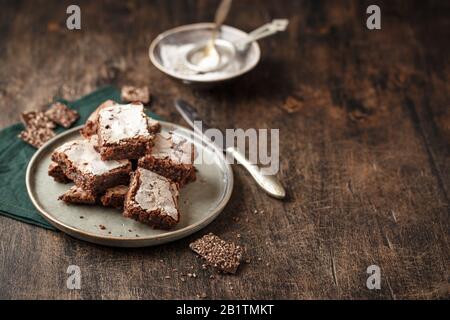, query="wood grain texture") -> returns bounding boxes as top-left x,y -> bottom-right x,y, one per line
0,0 -> 449,299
